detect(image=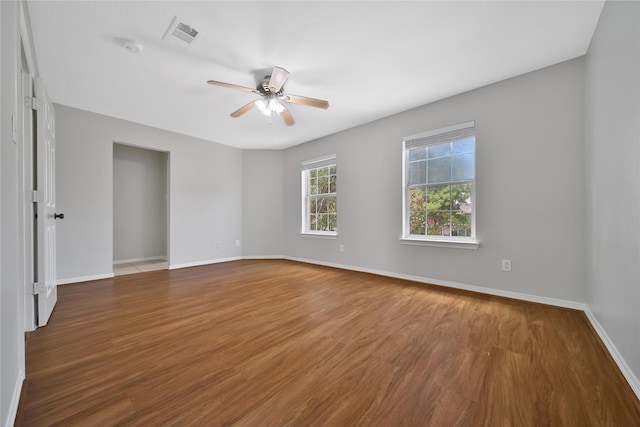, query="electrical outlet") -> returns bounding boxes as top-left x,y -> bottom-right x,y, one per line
501,259 -> 512,272
216,241 -> 221,249
339,244 -> 345,252
235,240 -> 240,247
